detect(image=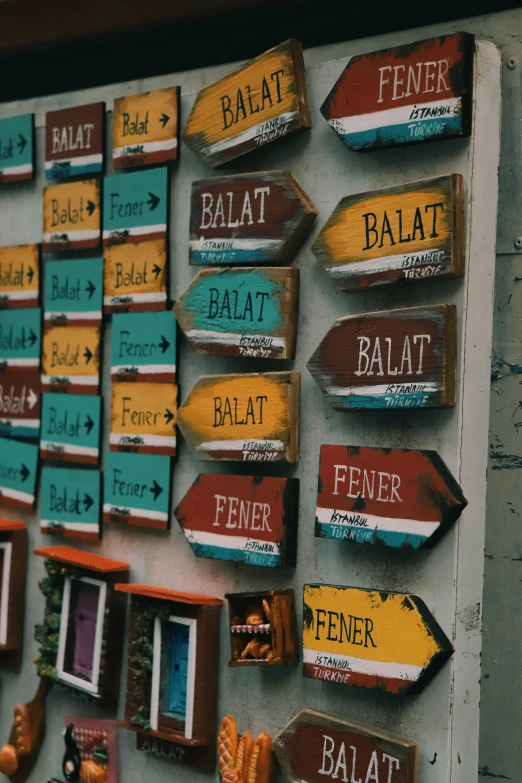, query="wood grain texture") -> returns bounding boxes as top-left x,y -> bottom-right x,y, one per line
45,103 -> 105,180
110,382 -> 177,456
307,304 -> 456,410
0,244 -> 40,310
0,115 -> 34,184
0,308 -> 41,373
111,310 -> 177,383
43,179 -> 101,252
303,583 -> 453,694
113,87 -> 180,168
312,175 -> 465,291
41,324 -> 101,395
102,167 -> 168,245
103,239 -> 167,313
0,436 -> 38,510
0,372 -> 41,440
183,40 -> 311,167
174,267 -> 299,359
104,451 -> 171,529
40,393 -> 102,465
44,257 -> 103,326
177,371 -> 300,462
189,170 -> 316,265
40,466 -> 102,540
